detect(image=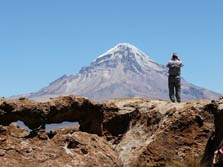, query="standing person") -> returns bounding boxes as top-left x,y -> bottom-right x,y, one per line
166,53 -> 184,102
